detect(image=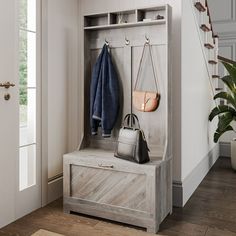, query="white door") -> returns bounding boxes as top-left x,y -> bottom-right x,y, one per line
0,0 -> 41,227
0,0 -> 19,228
